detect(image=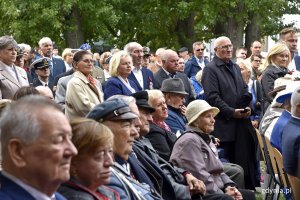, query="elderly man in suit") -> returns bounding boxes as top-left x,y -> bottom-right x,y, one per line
201,36 -> 257,190
0,36 -> 29,99
0,95 -> 77,200
125,42 -> 155,90
154,49 -> 195,104
33,37 -> 66,91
